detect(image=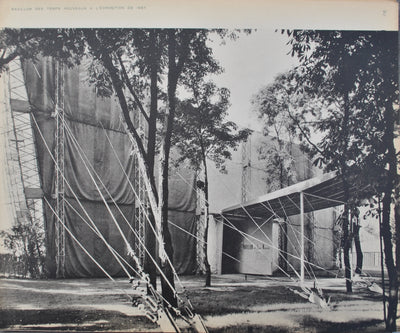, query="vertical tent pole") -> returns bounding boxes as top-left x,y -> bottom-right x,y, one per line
300,191 -> 305,283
